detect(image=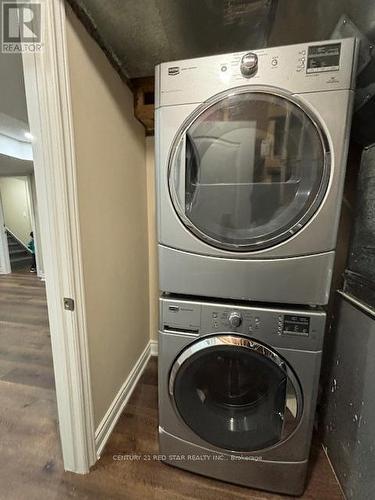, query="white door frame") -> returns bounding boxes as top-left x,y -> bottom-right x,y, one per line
21,0 -> 96,473
25,174 -> 44,278
0,190 -> 11,274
